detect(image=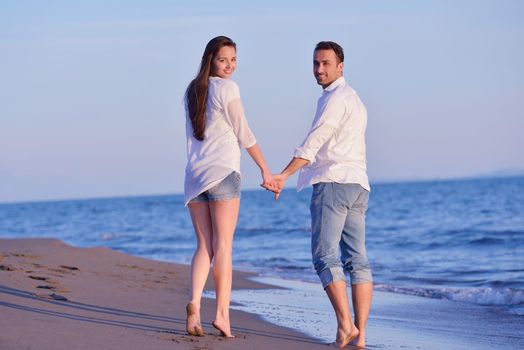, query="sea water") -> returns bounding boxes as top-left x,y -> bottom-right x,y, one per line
1,176 -> 523,318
